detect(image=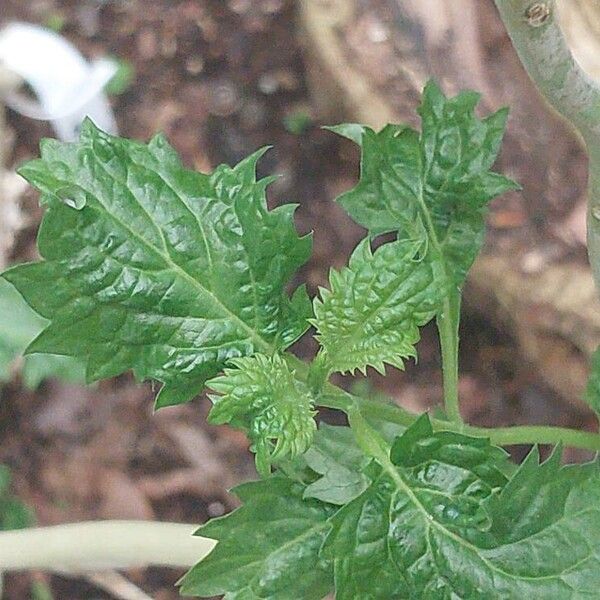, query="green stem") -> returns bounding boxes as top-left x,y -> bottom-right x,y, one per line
289,355 -> 600,450
306,351 -> 331,396
437,290 -> 462,424
319,389 -> 600,451
414,173 -> 464,423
